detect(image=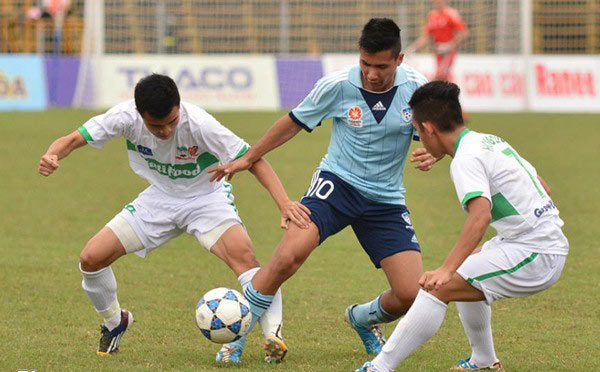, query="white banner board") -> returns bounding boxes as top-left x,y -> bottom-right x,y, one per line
527,56 -> 600,112
324,54 -> 600,112
98,55 -> 279,110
